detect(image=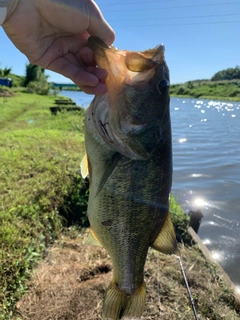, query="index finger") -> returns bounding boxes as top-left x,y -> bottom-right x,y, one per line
87,0 -> 115,45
